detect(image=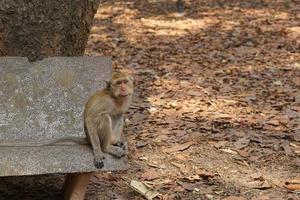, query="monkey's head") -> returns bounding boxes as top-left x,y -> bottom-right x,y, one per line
107,72 -> 134,98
